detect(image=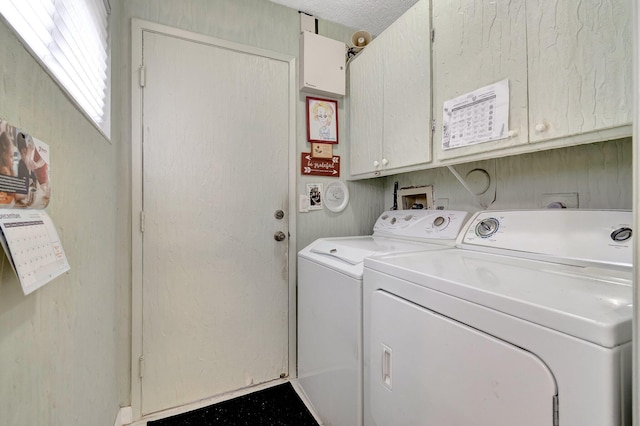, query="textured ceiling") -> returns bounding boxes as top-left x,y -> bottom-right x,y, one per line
267,0 -> 418,36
